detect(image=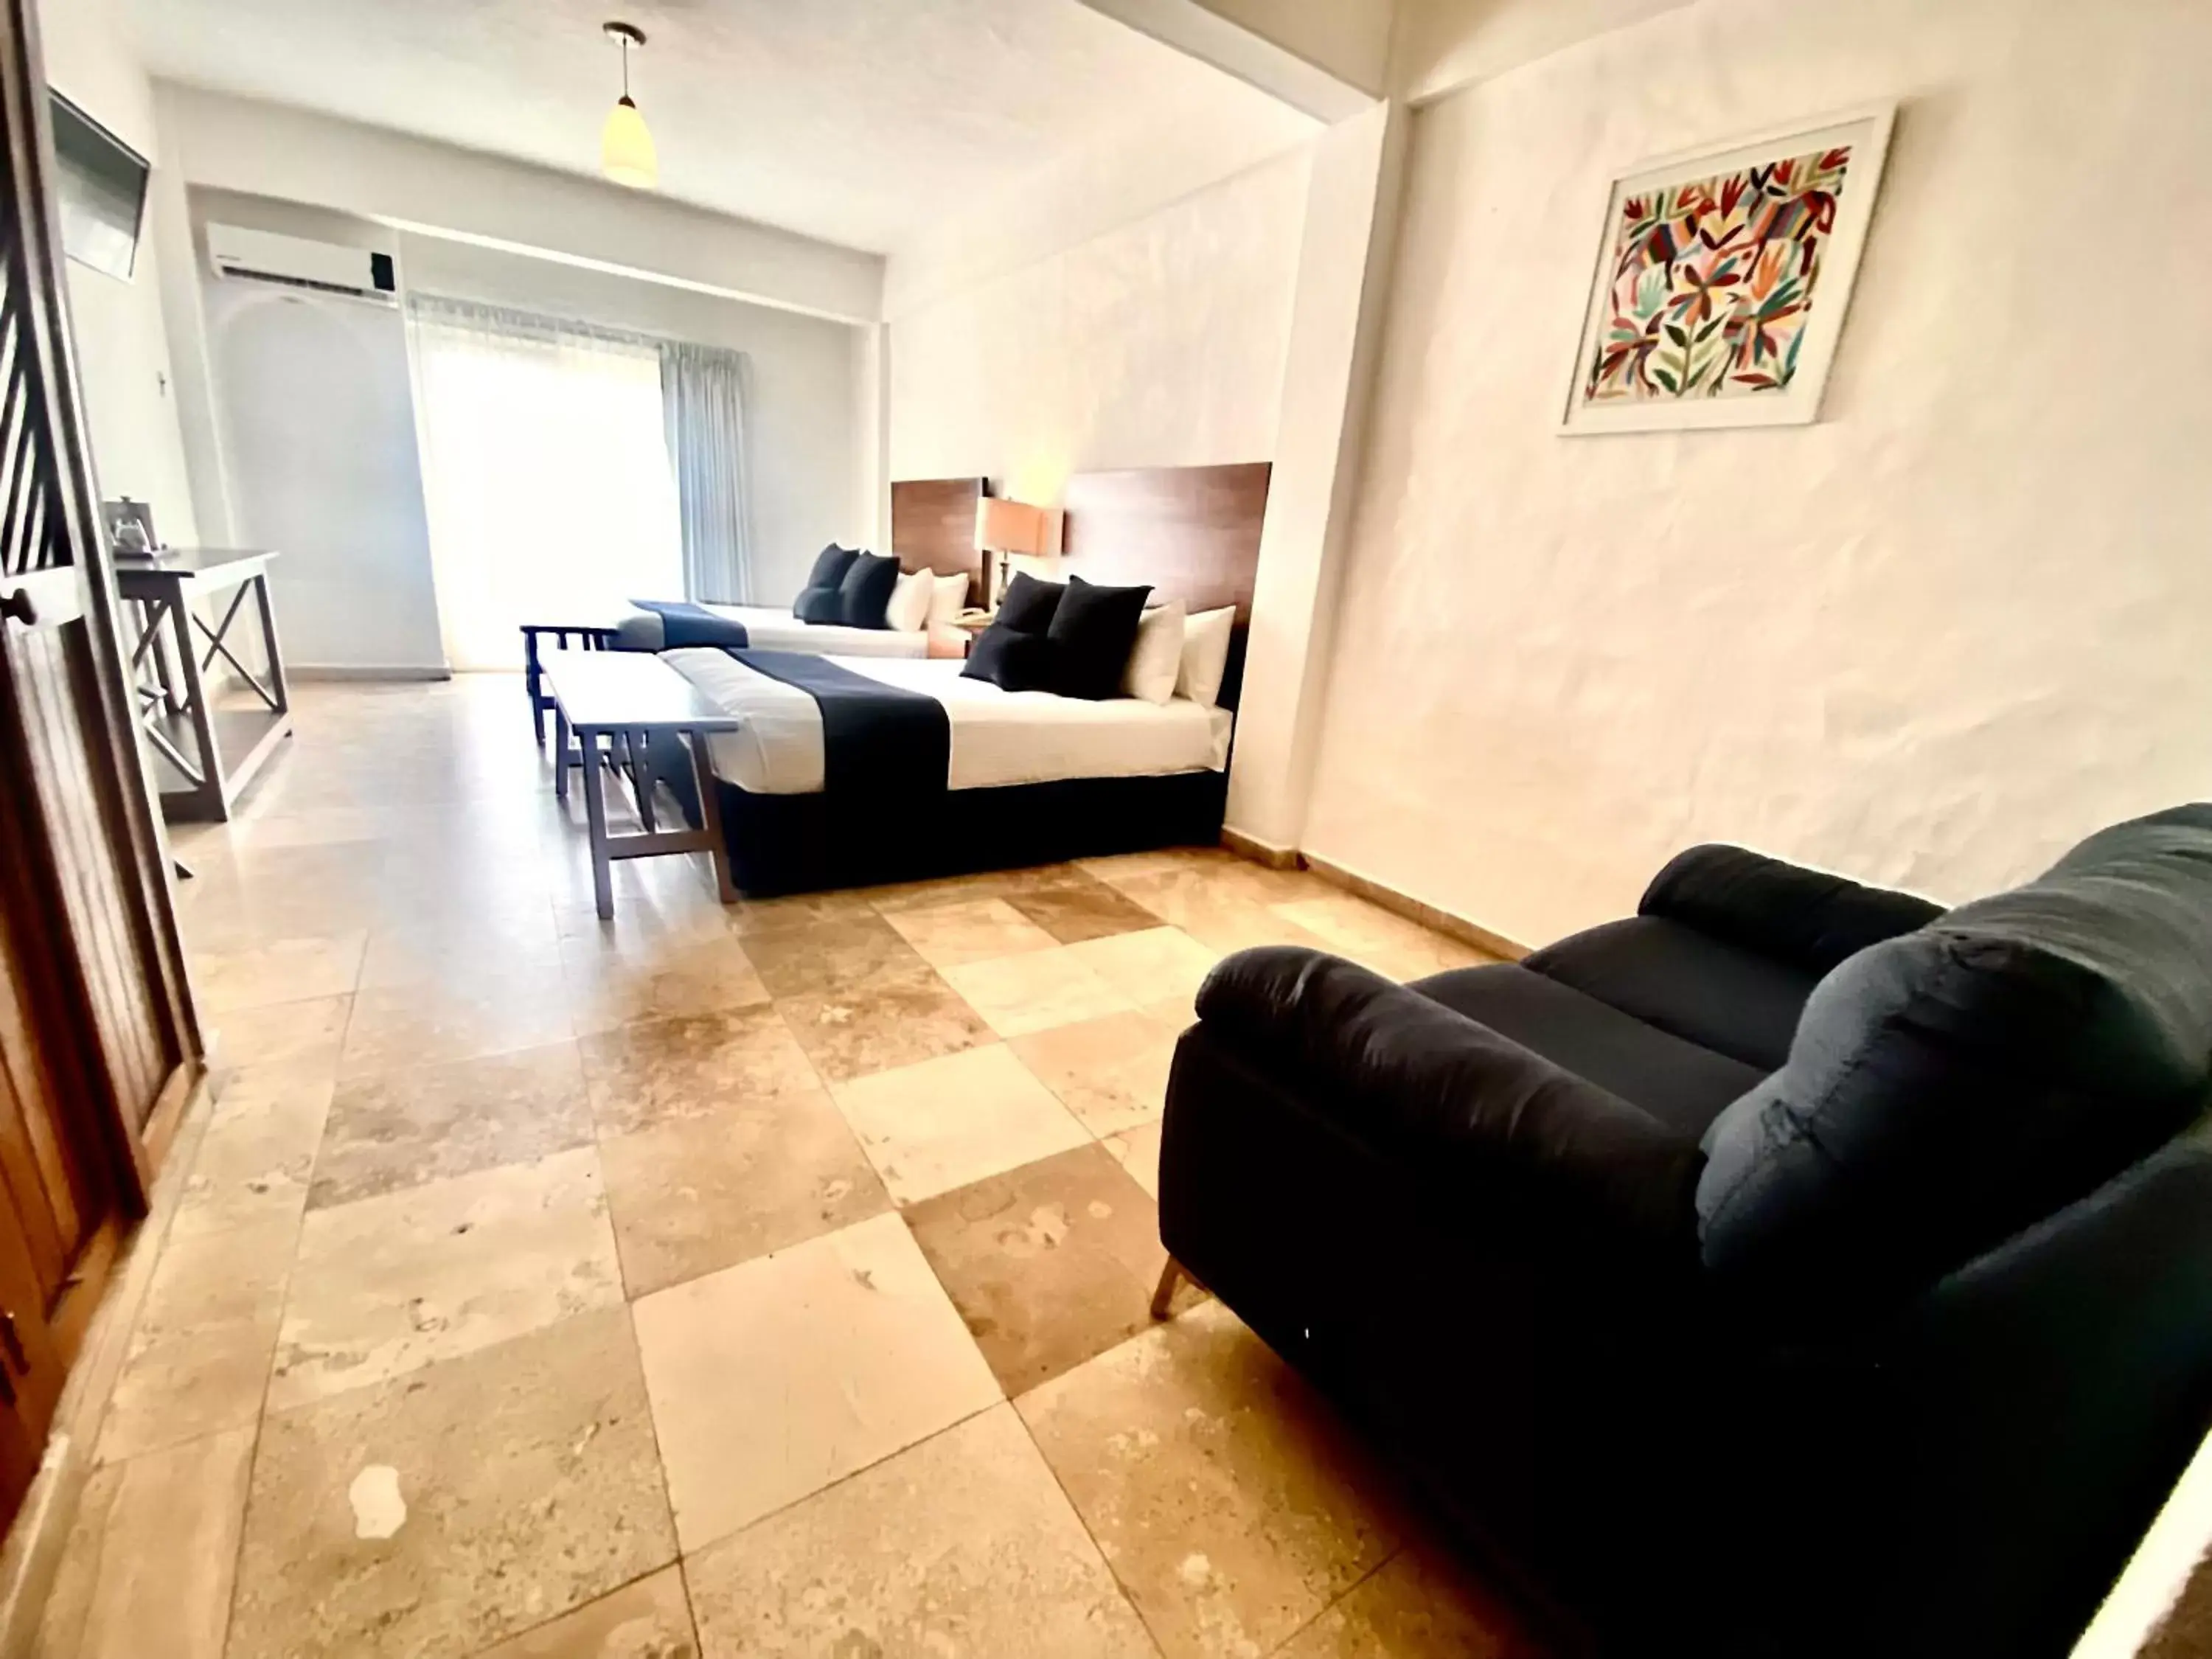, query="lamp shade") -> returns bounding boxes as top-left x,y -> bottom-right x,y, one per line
974,497 -> 1044,555
602,96 -> 658,189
